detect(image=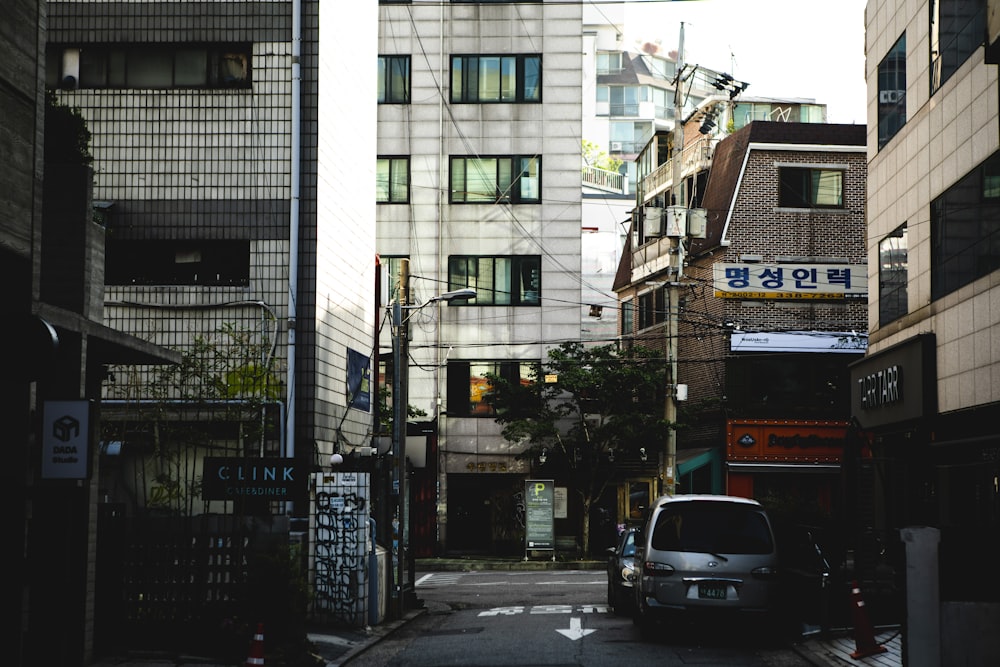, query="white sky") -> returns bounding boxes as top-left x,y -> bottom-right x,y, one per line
616,0 -> 869,125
